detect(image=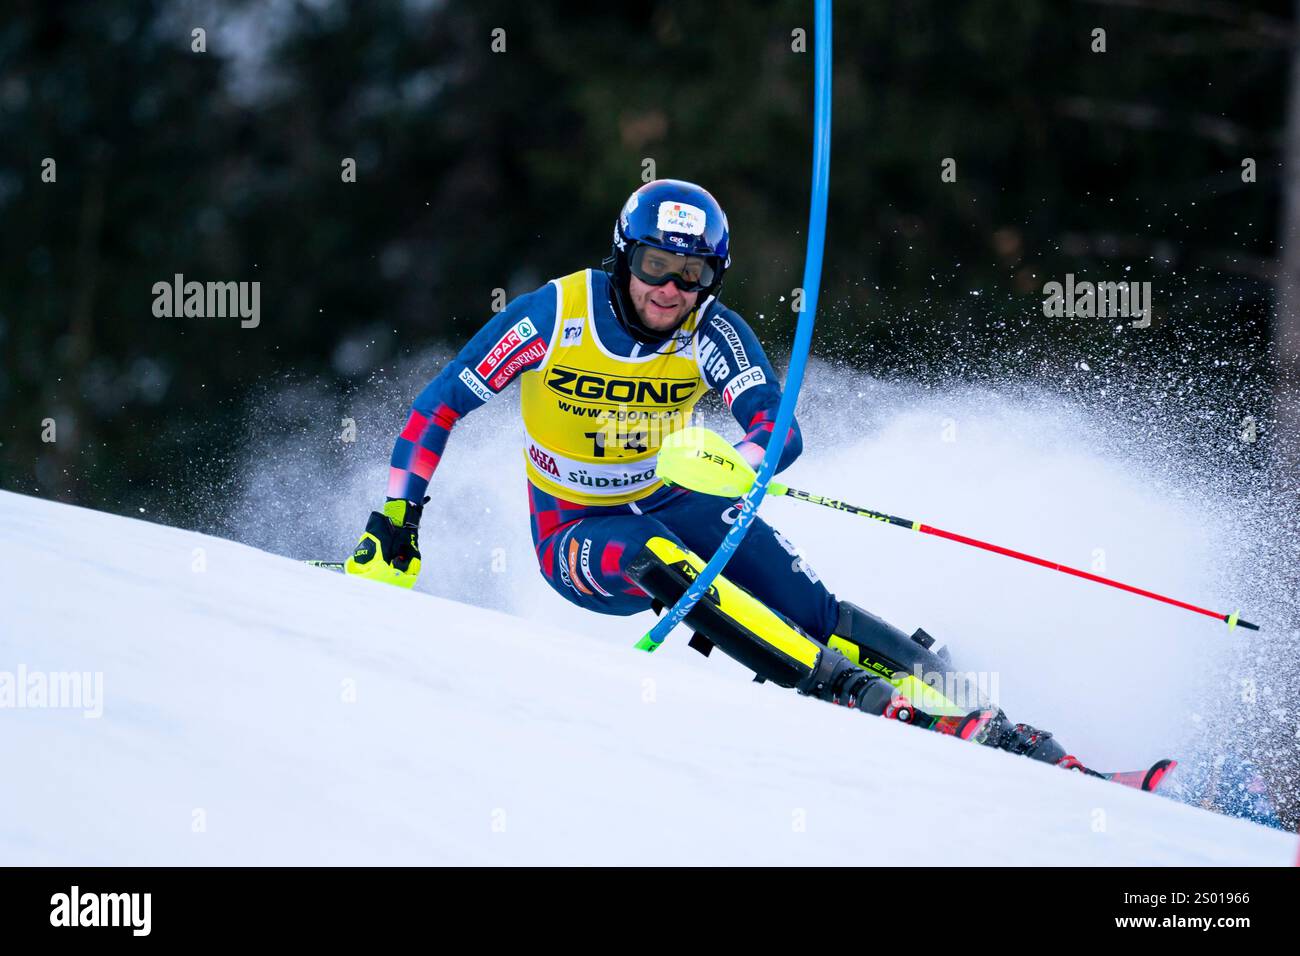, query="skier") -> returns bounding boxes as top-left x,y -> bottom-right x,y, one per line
345,178 -> 1075,766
